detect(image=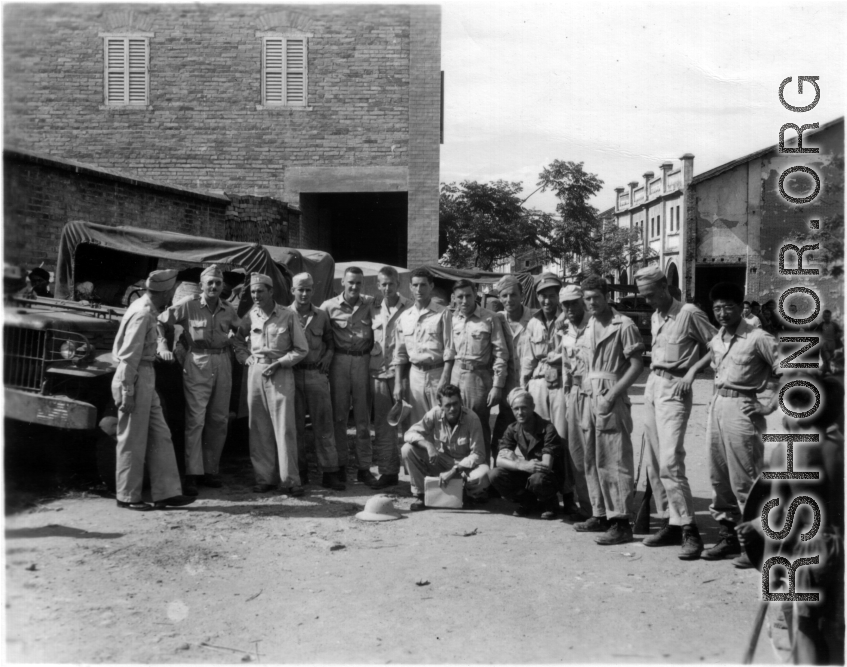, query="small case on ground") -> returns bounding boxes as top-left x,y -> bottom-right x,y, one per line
424,476 -> 464,509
